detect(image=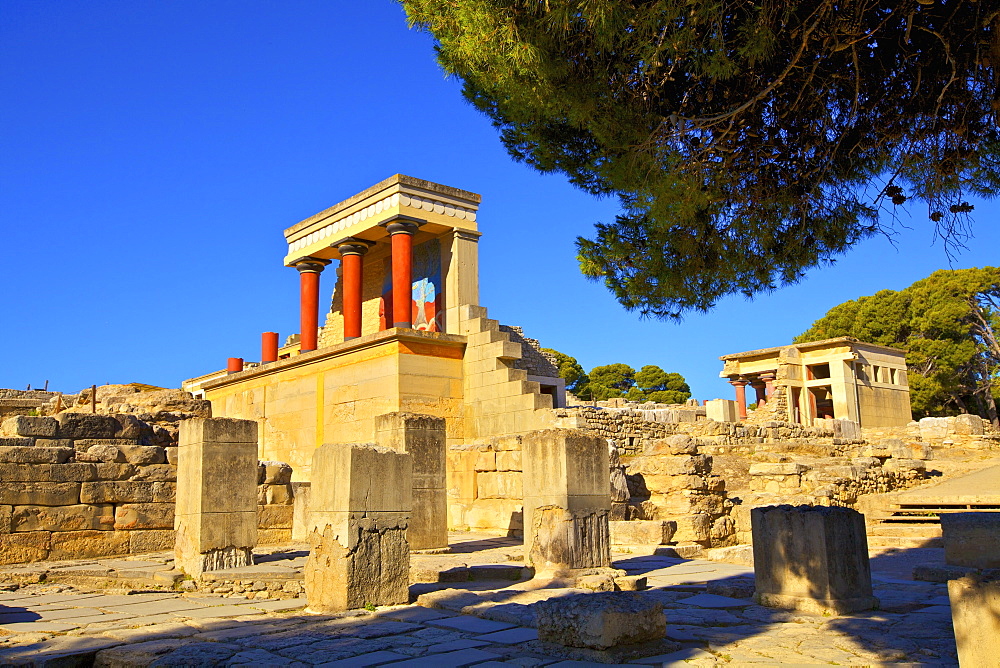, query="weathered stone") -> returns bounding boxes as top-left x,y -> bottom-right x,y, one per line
0,482 -> 80,506
629,455 -> 712,476
0,463 -> 97,482
12,504 -> 114,532
609,520 -> 676,545
1,415 -> 58,437
749,462 -> 808,476
257,527 -> 292,545
529,505 -> 611,574
112,413 -> 155,441
264,484 -> 293,505
496,450 -> 522,471
536,592 -> 665,649
81,481 -> 158,504
114,503 -> 174,530
129,529 -> 175,554
56,413 -> 122,438
87,444 -> 127,463
305,443 -> 411,613
165,446 -> 179,466
95,463 -> 137,480
50,530 -> 130,559
918,416 -> 950,441
259,461 -> 293,485
705,399 -> 738,423
641,474 -> 707,494
0,437 -> 33,447
665,513 -> 712,544
474,451 -> 496,472
291,482 -> 311,541
119,445 -> 166,465
131,464 -> 177,482
752,505 -> 877,615
34,438 -> 74,448
948,574 -> 1000,666
610,468 -> 629,502
0,446 -> 73,464
0,531 -> 50,564
941,512 -> 1000,569
257,504 -> 293,529
477,471 -> 522,499
953,413 -> 984,436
